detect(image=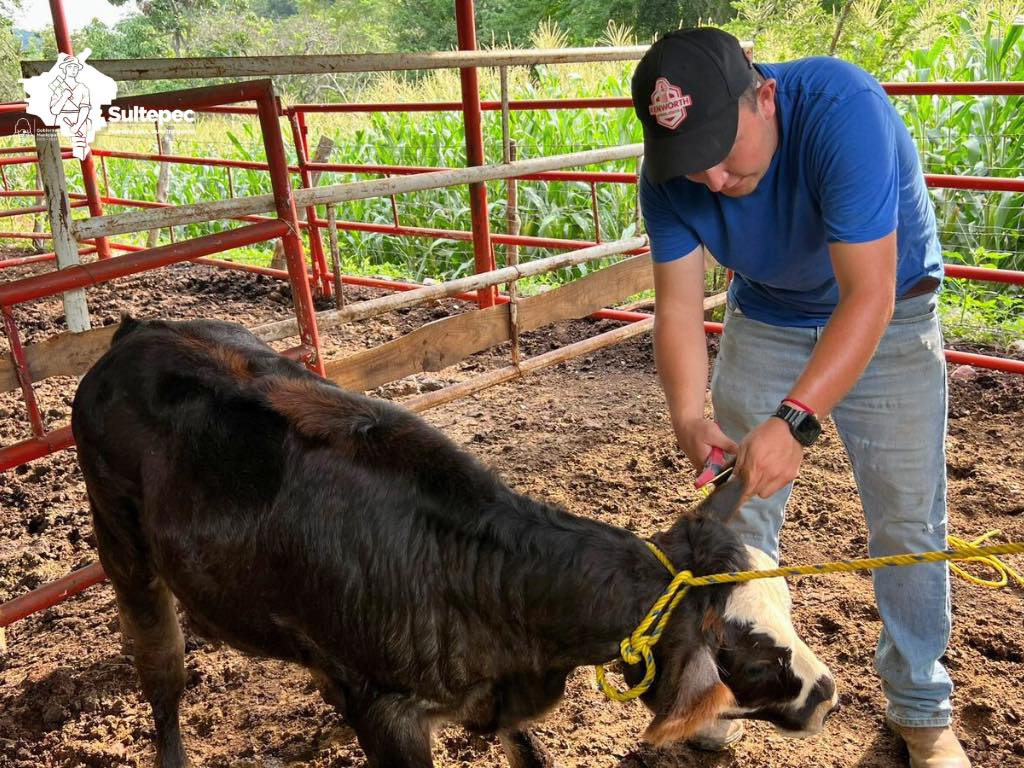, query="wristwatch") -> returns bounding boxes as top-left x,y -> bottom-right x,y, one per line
773,403 -> 821,447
